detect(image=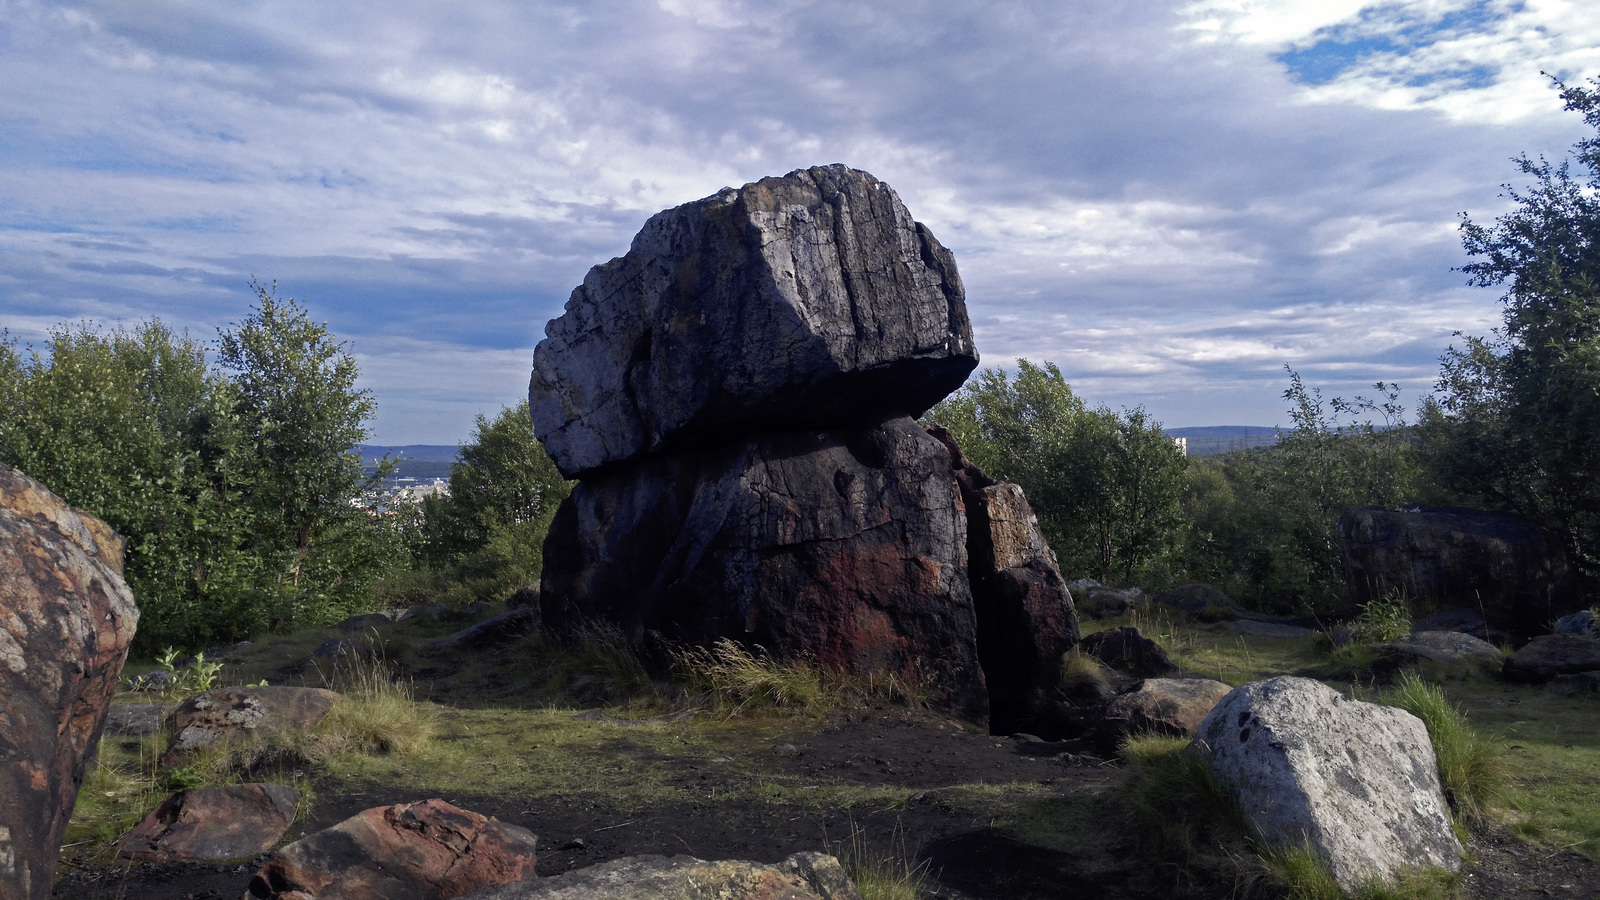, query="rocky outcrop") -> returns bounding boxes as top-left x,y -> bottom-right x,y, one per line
1193,676 -> 1461,891
461,851 -> 861,900
164,685 -> 340,765
1374,631 -> 1503,681
529,164 -> 977,479
540,414 -> 987,720
532,167 -> 1083,728
1339,506 -> 1578,638
1103,677 -> 1232,740
0,463 -> 139,900
1502,634 -> 1600,683
116,783 -> 297,862
247,798 -> 538,900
